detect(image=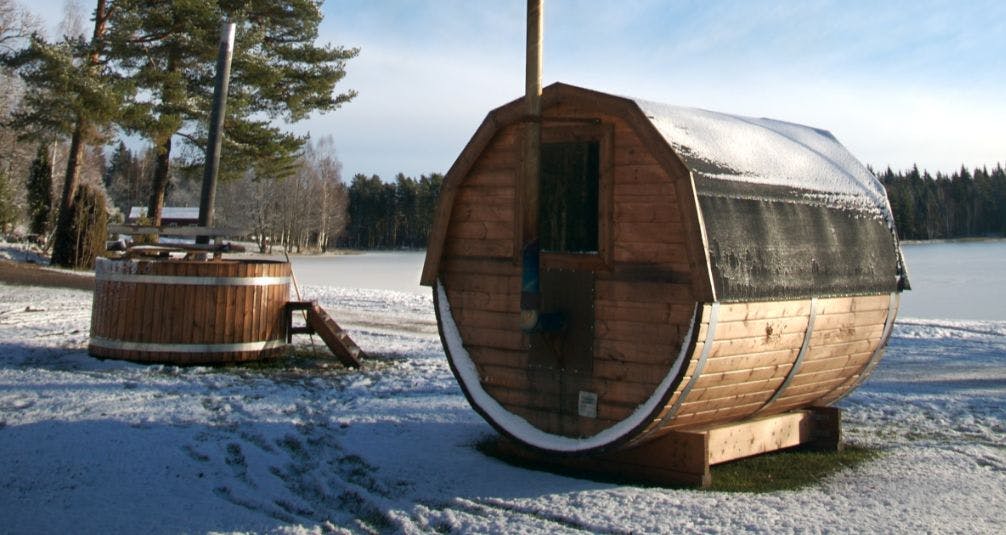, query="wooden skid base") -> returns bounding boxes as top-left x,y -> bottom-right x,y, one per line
495,407 -> 842,488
